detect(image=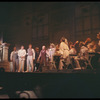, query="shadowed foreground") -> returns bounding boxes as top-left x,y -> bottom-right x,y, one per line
0,69 -> 100,98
